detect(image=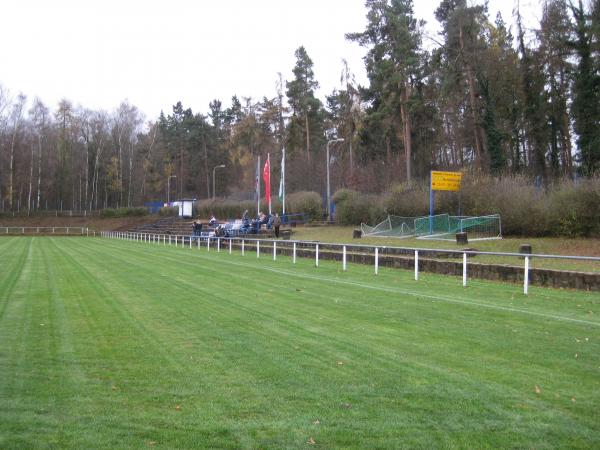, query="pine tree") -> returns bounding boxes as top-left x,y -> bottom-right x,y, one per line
347,0 -> 423,181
